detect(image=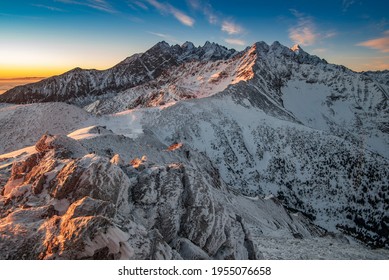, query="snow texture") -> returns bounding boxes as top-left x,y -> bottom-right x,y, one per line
0,40 -> 388,259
